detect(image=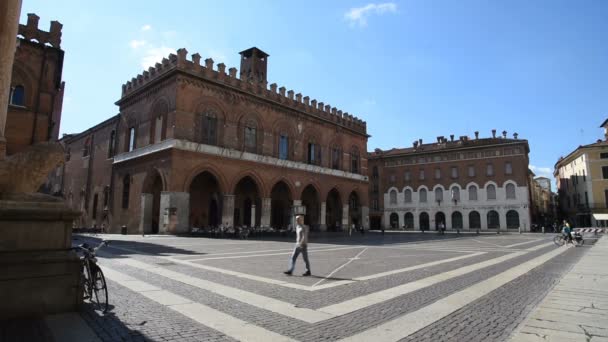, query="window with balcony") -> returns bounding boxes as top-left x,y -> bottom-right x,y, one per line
244,126 -> 257,153
279,135 -> 289,160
